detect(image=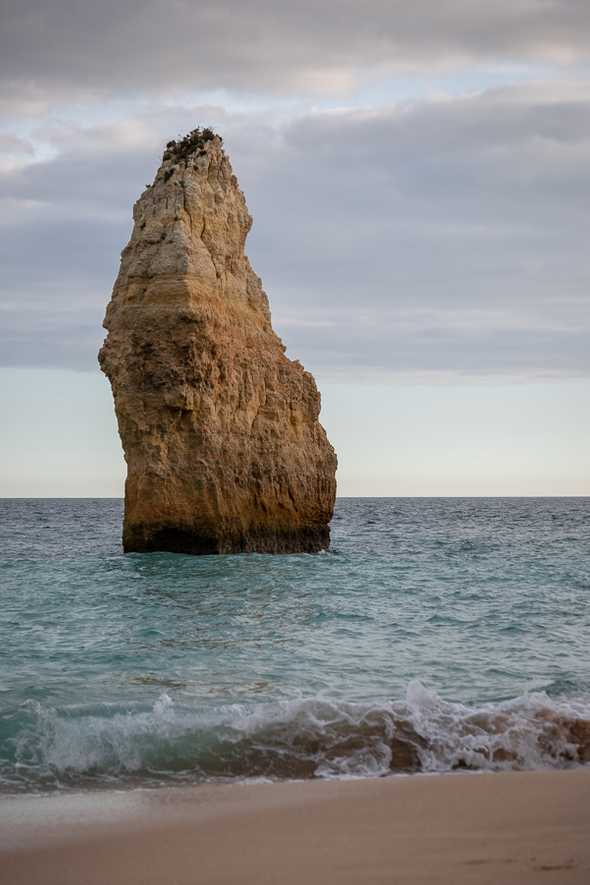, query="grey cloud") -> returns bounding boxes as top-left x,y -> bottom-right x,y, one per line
0,134 -> 33,155
277,313 -> 590,380
1,85 -> 589,378
1,1 -> 589,103
240,88 -> 590,314
1,312 -> 104,372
